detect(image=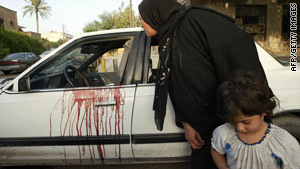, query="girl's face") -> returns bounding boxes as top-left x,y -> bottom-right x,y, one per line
139,15 -> 157,37
231,110 -> 267,135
